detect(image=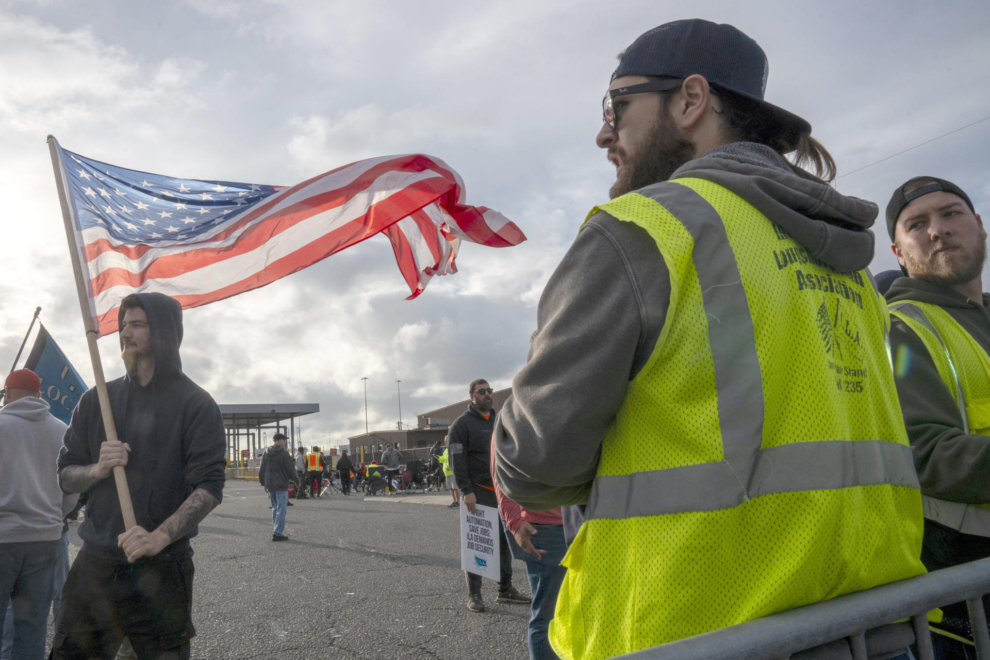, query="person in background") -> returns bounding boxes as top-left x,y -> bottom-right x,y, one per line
491,449 -> 566,660
450,379 -> 529,613
884,177 -> 990,656
0,369 -> 78,660
429,438 -> 444,489
295,446 -> 308,499
306,446 -> 324,498
259,432 -> 296,541
494,19 -> 926,659
336,451 -> 353,496
381,443 -> 403,494
366,461 -> 386,496
439,437 -> 459,508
